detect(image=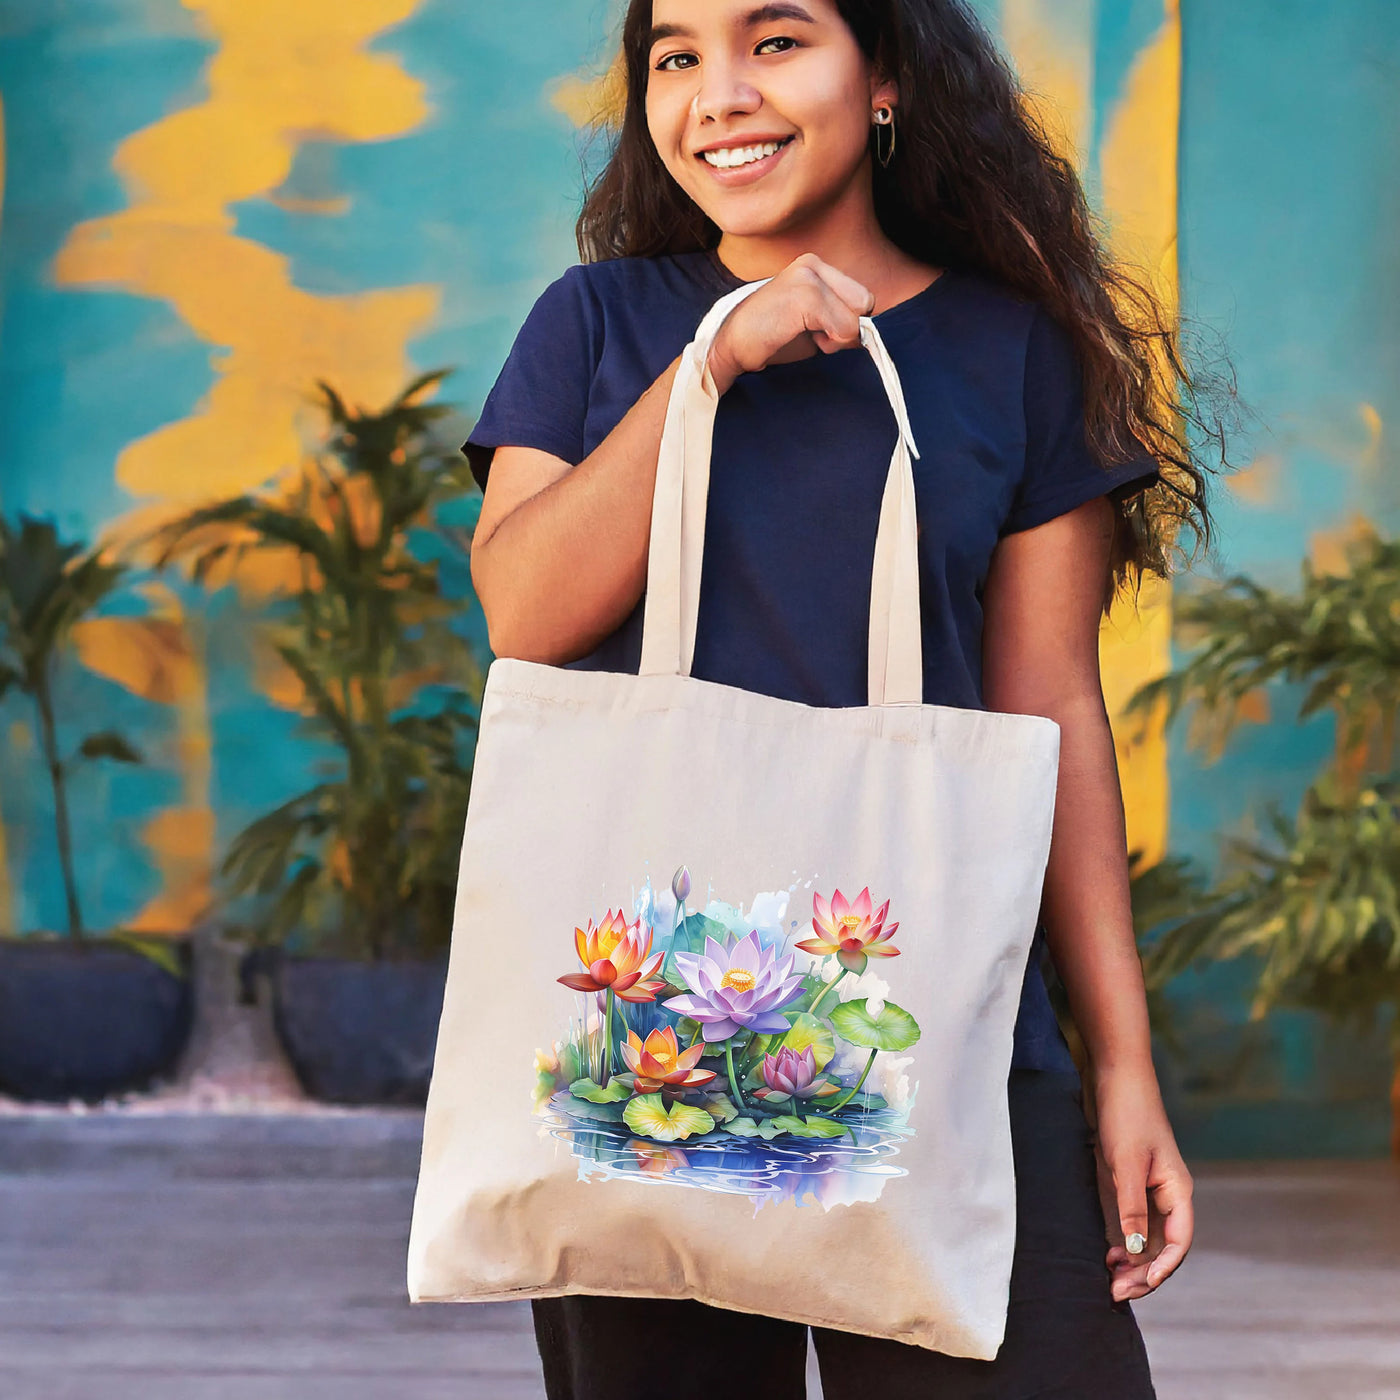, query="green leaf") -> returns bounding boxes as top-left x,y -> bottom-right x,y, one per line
778,1012 -> 836,1069
833,1092 -> 887,1114
770,1114 -> 850,1139
623,1095 -> 717,1142
663,914 -> 732,989
560,1098 -> 625,1123
701,1092 -> 739,1124
569,1077 -> 631,1104
725,1116 -> 786,1141
829,998 -> 921,1051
